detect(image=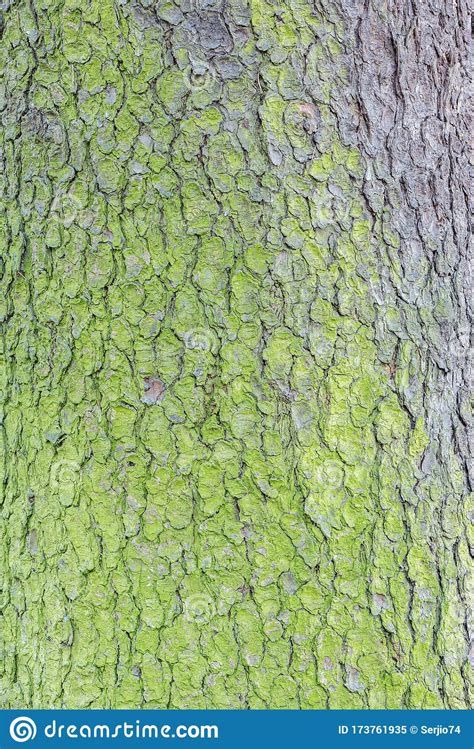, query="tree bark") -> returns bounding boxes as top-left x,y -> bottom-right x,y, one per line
0,0 -> 470,708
